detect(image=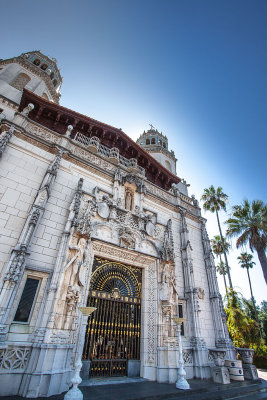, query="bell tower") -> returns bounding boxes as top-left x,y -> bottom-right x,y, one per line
136,126 -> 177,174
0,51 -> 62,112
